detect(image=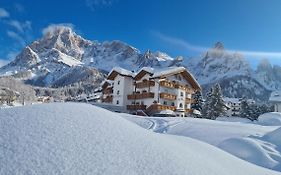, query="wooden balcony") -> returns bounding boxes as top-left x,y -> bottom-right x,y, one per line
127,104 -> 147,111
160,80 -> 195,94
160,92 -> 177,100
103,87 -> 113,94
160,80 -> 176,88
127,92 -> 155,100
147,104 -> 177,112
135,80 -> 155,88
185,98 -> 195,103
102,95 -> 113,103
185,87 -> 195,94
185,109 -> 193,113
